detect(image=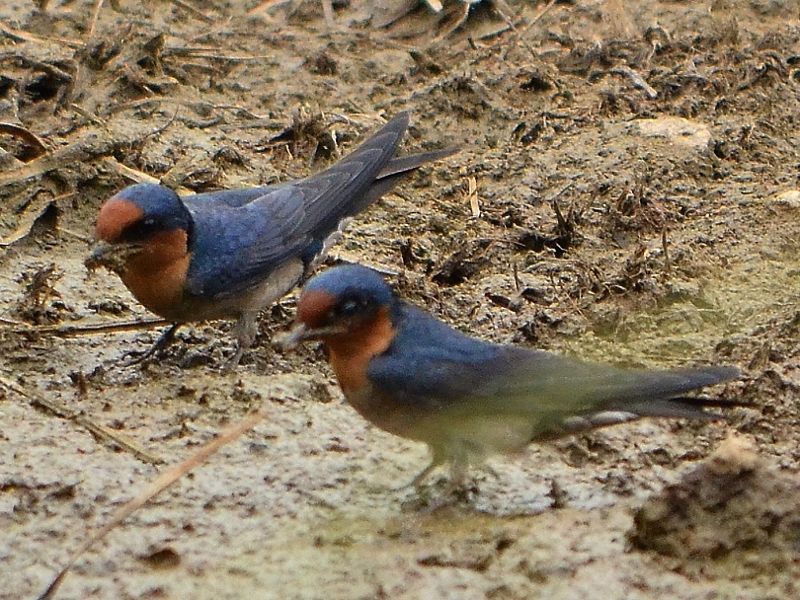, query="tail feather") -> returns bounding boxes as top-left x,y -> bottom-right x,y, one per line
349,146 -> 460,214
303,113 -> 456,234
602,366 -> 742,419
301,112 -> 411,224
538,395 -> 744,440
516,362 -> 743,441
624,394 -> 752,419
625,399 -> 725,421
600,365 -> 740,405
377,146 -> 460,179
